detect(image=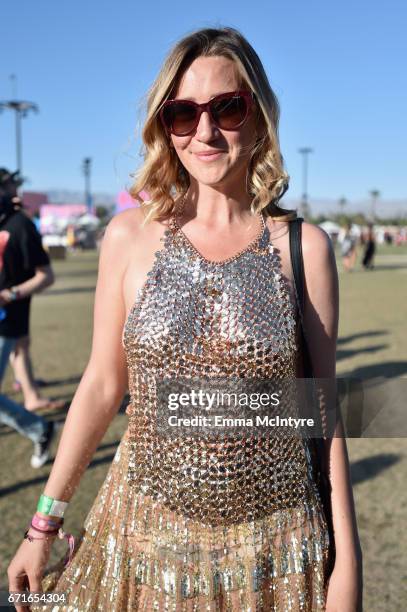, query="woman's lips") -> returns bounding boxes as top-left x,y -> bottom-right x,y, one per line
194,151 -> 225,161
